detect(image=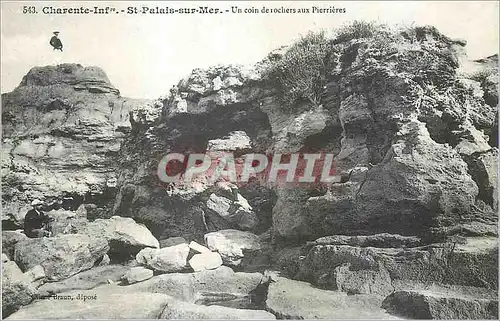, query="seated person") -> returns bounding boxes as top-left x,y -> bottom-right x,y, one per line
24,199 -> 54,238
